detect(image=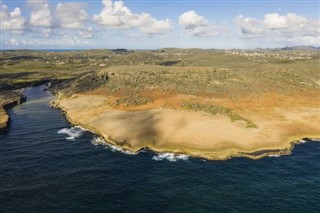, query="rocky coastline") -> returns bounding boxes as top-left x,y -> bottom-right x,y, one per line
0,90 -> 27,134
